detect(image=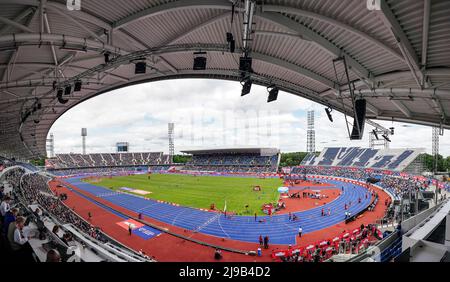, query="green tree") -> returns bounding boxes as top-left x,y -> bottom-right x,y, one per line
172,154 -> 192,164
279,152 -> 311,167
420,153 -> 449,172
30,158 -> 45,166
